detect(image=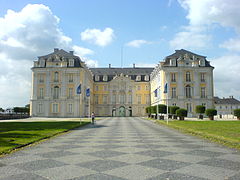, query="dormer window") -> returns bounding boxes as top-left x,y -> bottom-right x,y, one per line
144,75 -> 149,81
69,59 -> 74,67
103,75 -> 108,81
95,75 -> 99,81
170,59 -> 176,66
136,75 -> 141,81
199,59 -> 205,66
40,59 -> 45,67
